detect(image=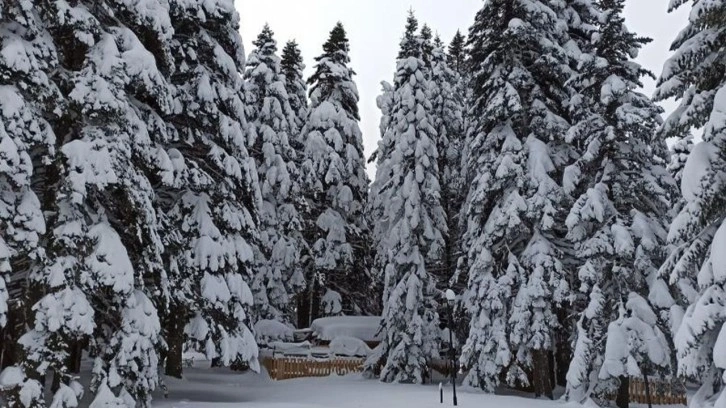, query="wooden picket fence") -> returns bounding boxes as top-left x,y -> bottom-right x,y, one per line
262,356 -> 365,380
629,378 -> 687,406
604,378 -> 687,406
